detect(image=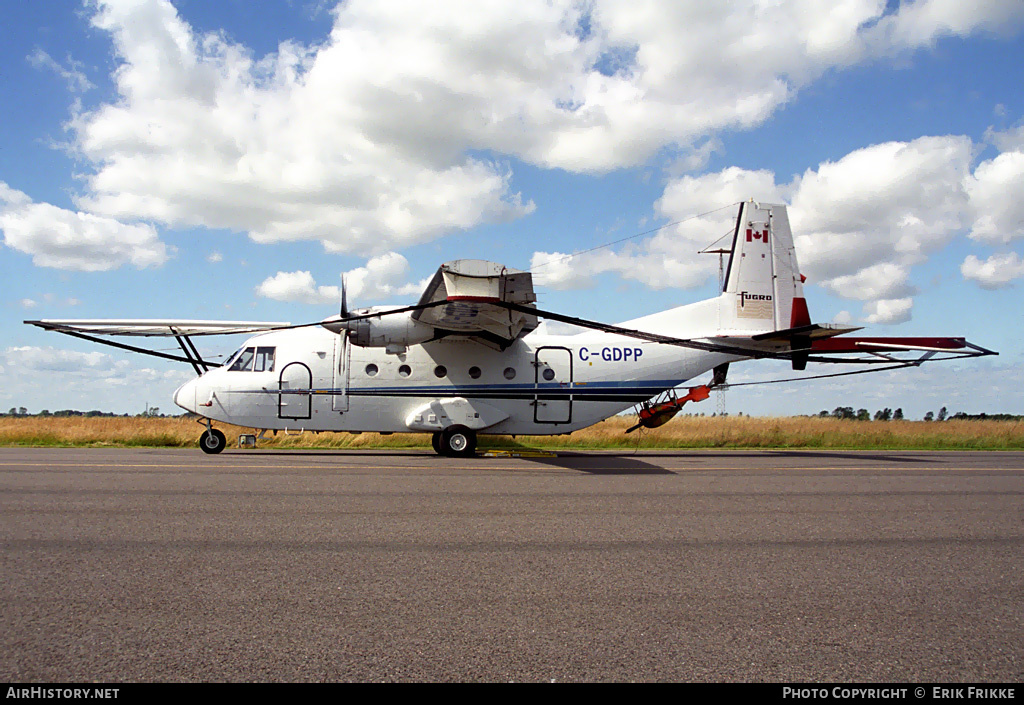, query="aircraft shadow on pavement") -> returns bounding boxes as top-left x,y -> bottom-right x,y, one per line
492,450 -> 675,475
237,448 -> 673,474
628,449 -> 937,464
230,447 -> 935,469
